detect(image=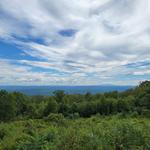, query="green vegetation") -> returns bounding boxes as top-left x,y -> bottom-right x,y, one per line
0,81 -> 150,149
